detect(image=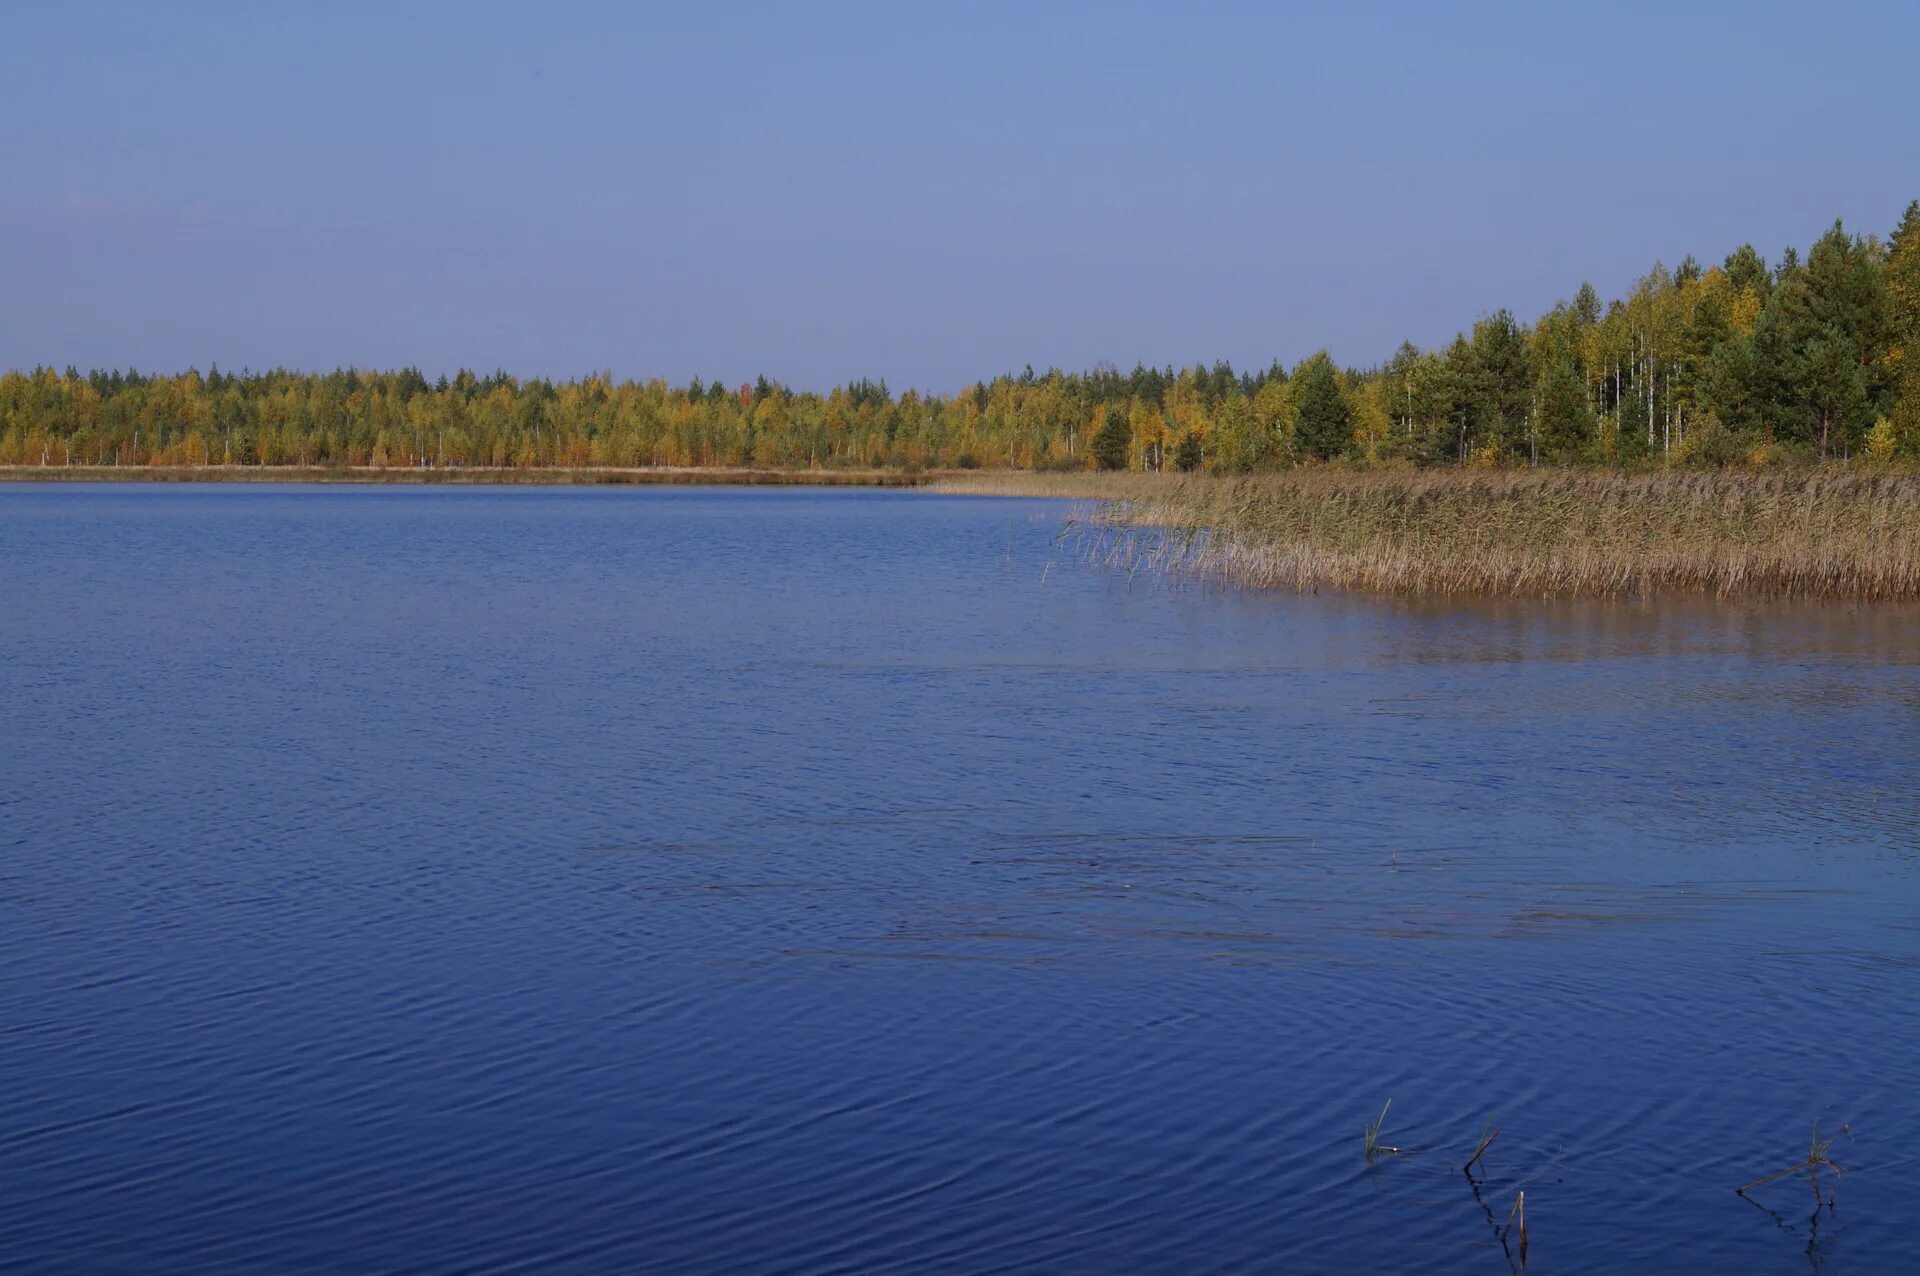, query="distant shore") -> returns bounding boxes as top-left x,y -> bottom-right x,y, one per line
0,464 -> 946,487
